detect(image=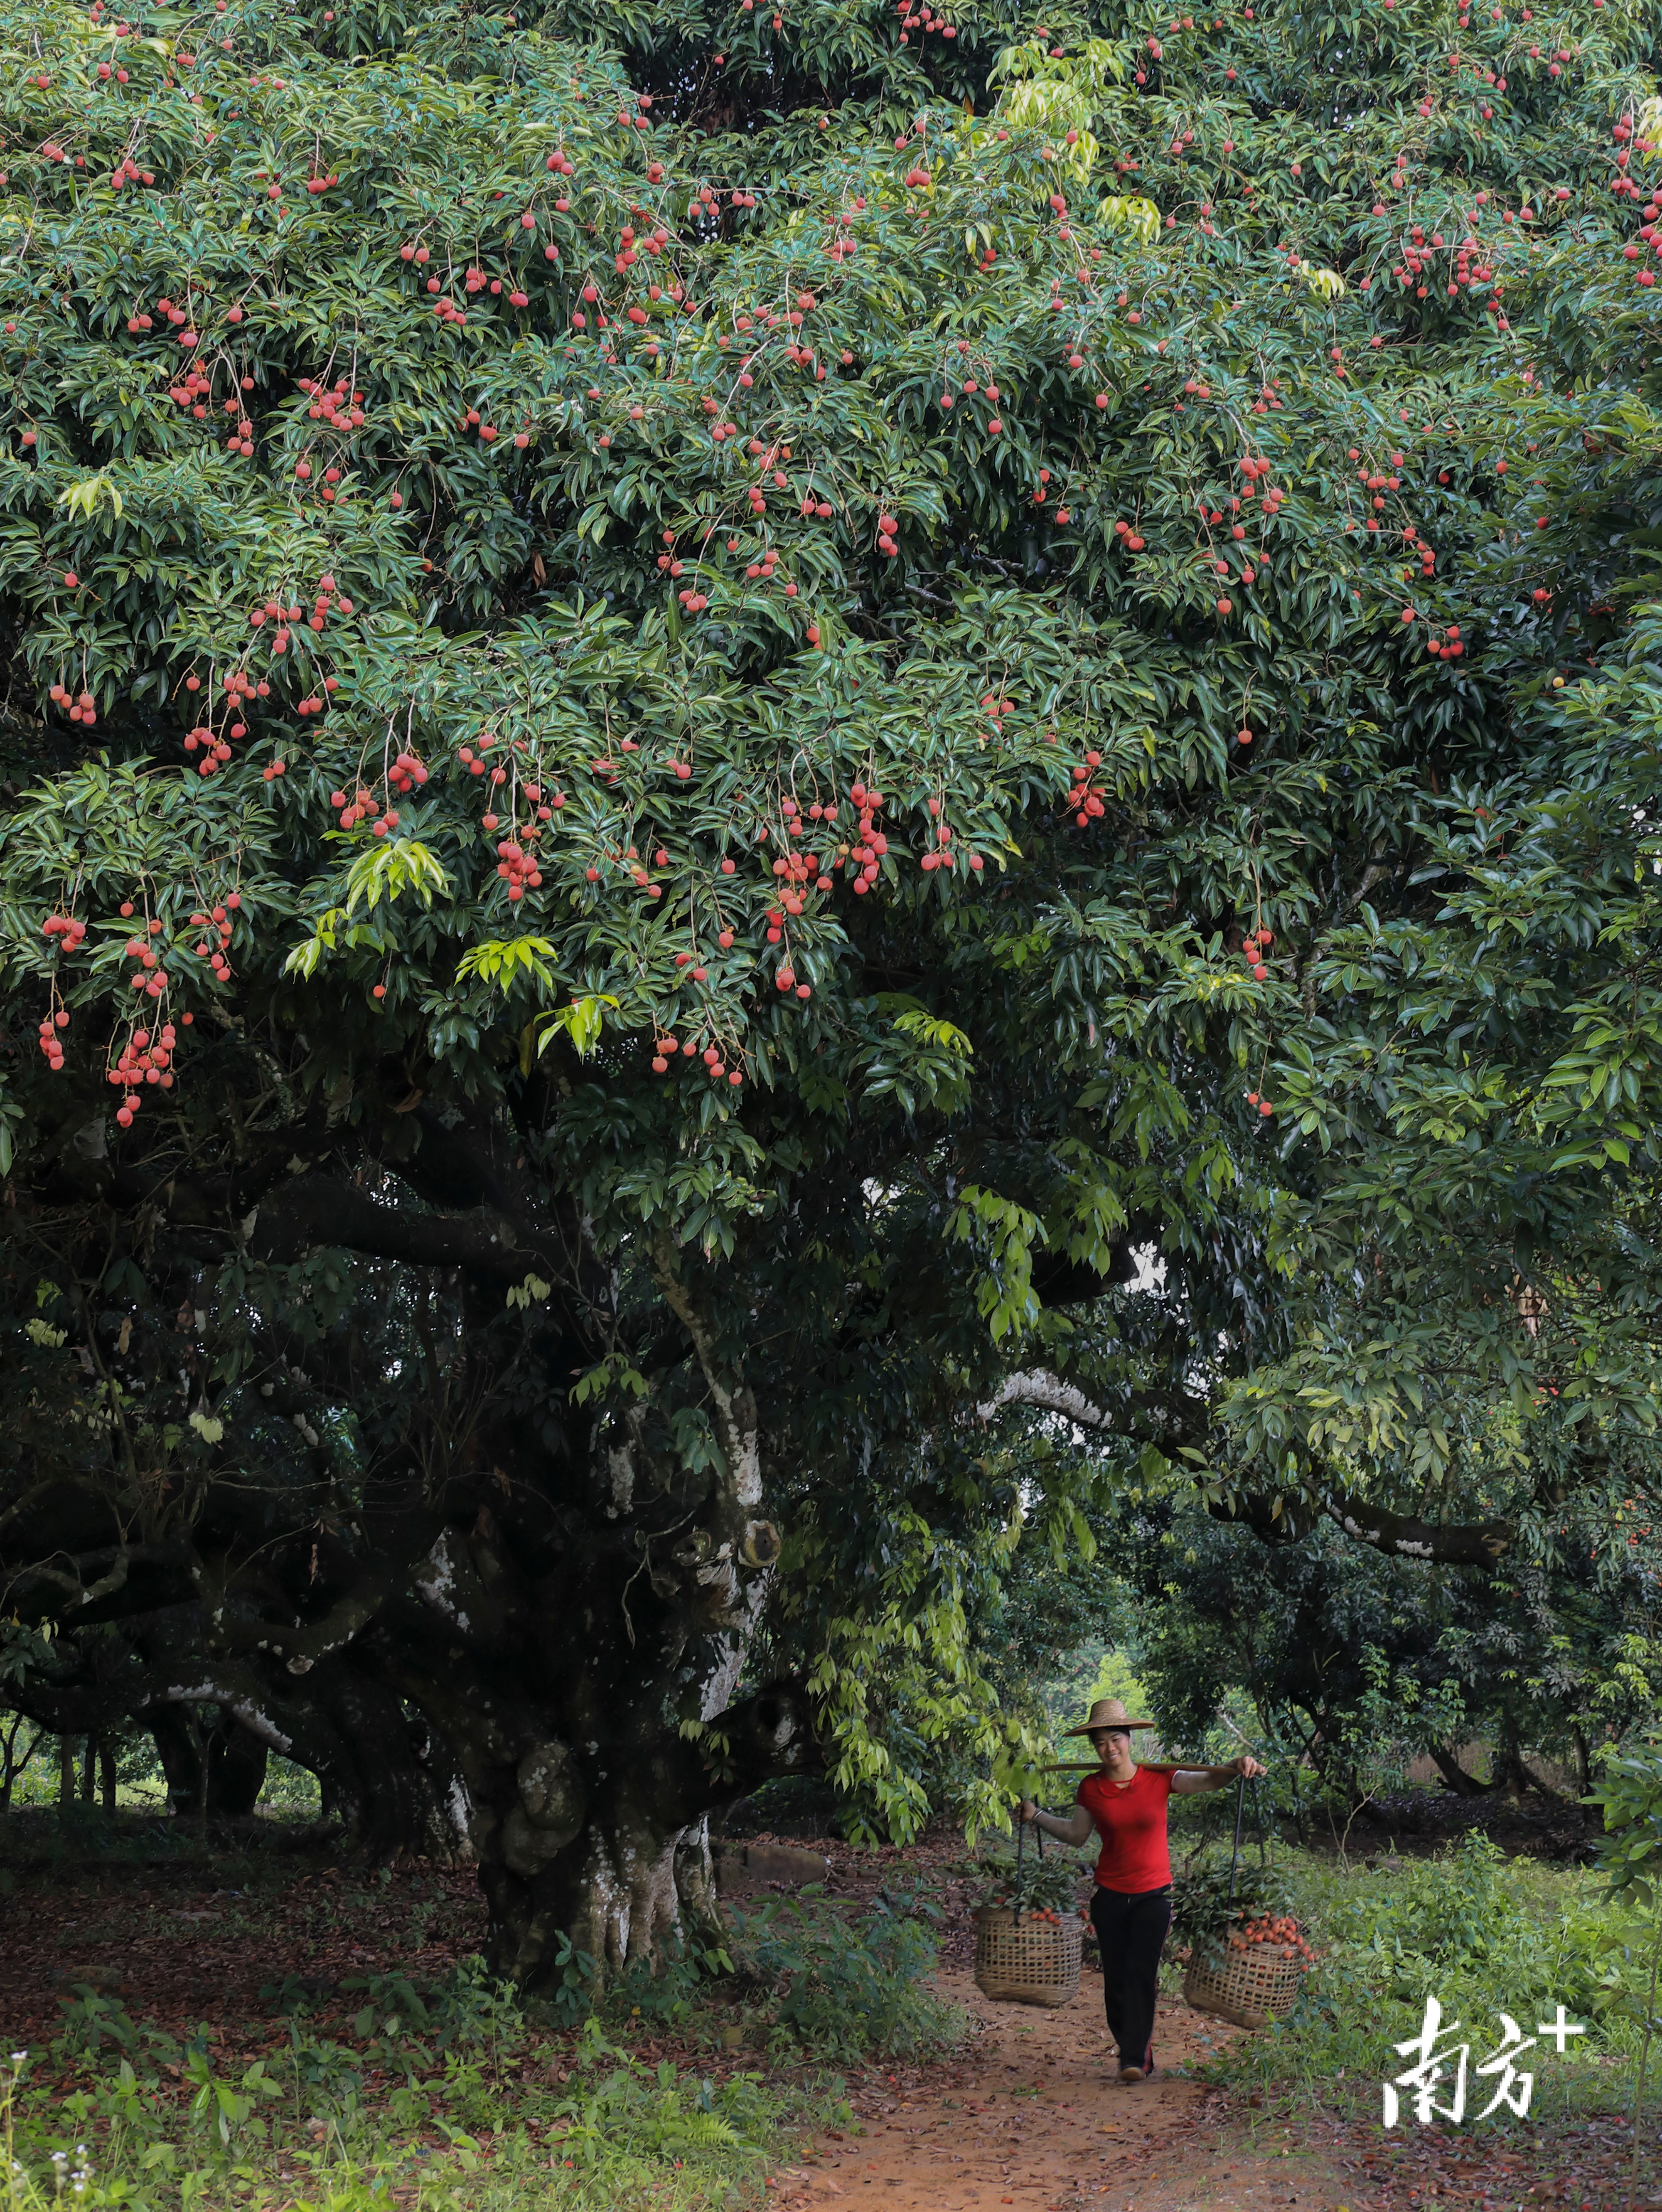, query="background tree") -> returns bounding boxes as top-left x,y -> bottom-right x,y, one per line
1109,1472 -> 1662,1805
3,0 -> 1661,1983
